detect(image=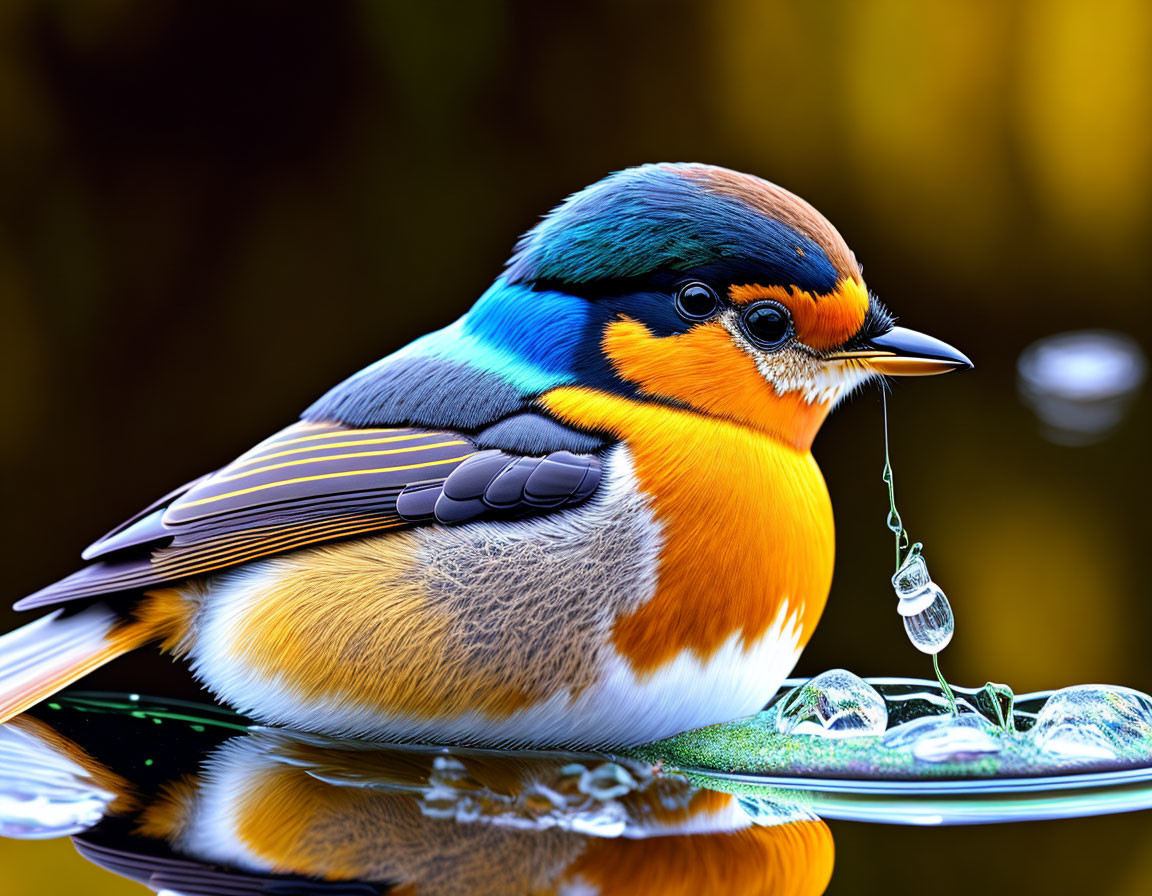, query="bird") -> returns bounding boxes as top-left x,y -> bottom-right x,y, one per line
0,163 -> 971,748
